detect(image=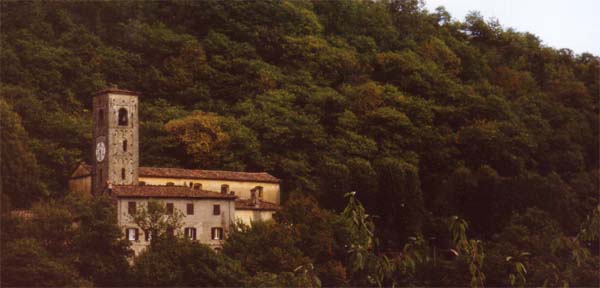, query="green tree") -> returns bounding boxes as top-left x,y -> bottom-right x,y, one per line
164,111 -> 261,170
129,199 -> 184,242
374,158 -> 425,248
72,195 -> 132,286
0,238 -> 90,287
131,237 -> 247,287
223,220 -> 310,275
275,194 -> 350,286
0,99 -> 46,208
